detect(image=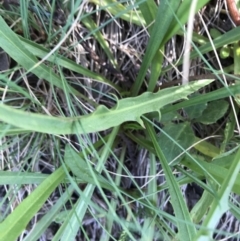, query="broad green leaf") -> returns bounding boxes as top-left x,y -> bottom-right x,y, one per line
197,100 -> 229,124
158,122 -> 196,164
0,79 -> 214,134
160,111 -> 182,124
0,167 -> 66,241
184,93 -> 207,120
220,110 -> 237,153
184,102 -> 207,120
64,145 -> 115,191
